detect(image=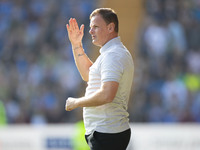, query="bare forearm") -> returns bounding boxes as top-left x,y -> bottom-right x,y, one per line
77,82 -> 118,107
66,18 -> 92,81
65,90 -> 108,111
76,89 -> 112,108
65,81 -> 119,111
72,45 -> 93,81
